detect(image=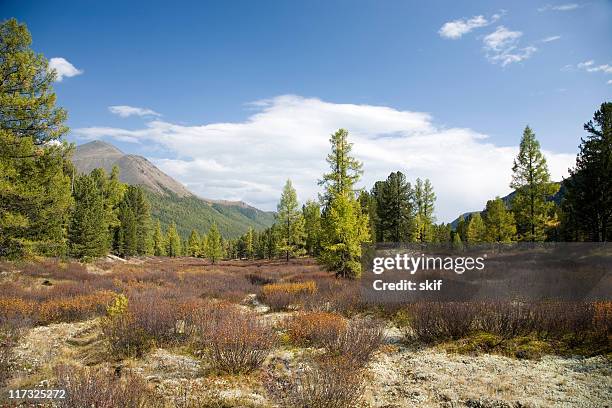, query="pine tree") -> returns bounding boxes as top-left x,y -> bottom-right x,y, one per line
123,186 -> 152,255
466,213 -> 486,243
358,190 -> 378,243
68,174 -> 108,259
165,222 -> 181,257
199,234 -> 207,258
276,179 -> 305,261
205,223 -> 223,264
152,219 -> 166,256
117,200 -> 137,257
510,126 -> 557,241
455,215 -> 468,243
375,171 -> 415,242
303,200 -> 322,256
187,229 -> 201,257
414,178 -> 436,242
432,223 -> 452,243
0,19 -> 72,258
563,102 -> 612,241
484,198 -> 516,243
